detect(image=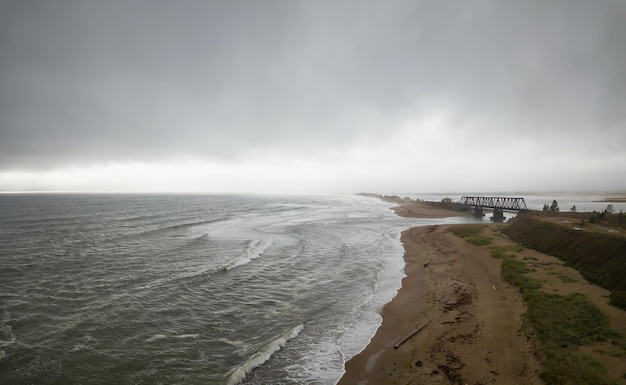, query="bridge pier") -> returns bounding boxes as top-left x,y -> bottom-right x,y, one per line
473,206 -> 484,218
490,208 -> 505,223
